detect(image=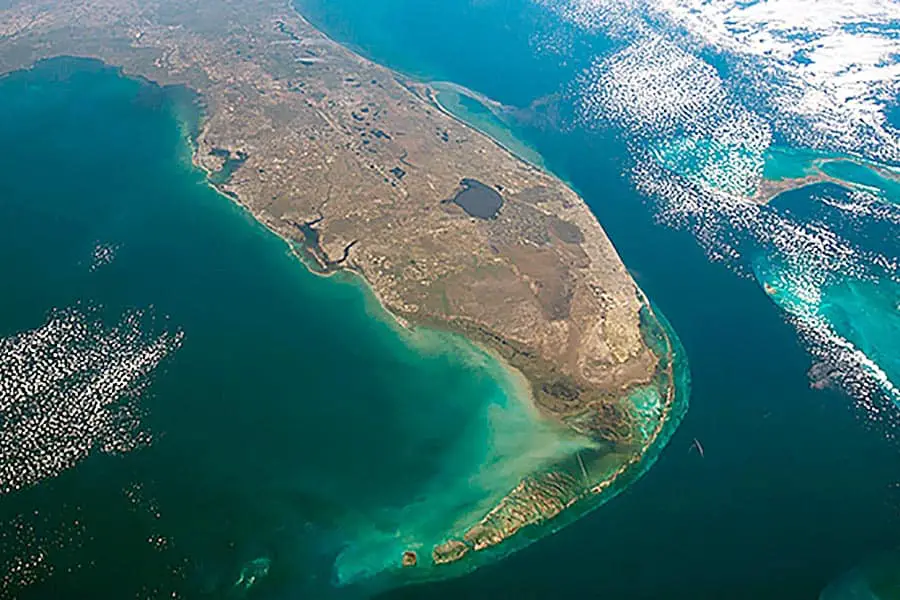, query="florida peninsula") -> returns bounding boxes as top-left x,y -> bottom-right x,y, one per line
0,0 -> 686,582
